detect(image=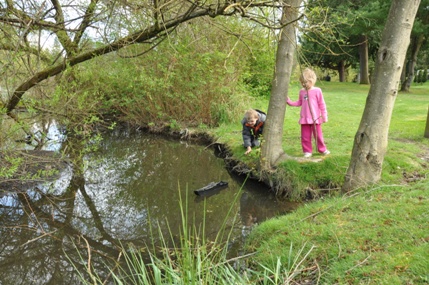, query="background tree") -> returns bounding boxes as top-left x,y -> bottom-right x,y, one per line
401,0 -> 429,91
347,0 -> 390,84
299,32 -> 353,82
425,105 -> 429,138
342,0 -> 421,192
300,0 -> 389,83
298,0 -> 354,82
